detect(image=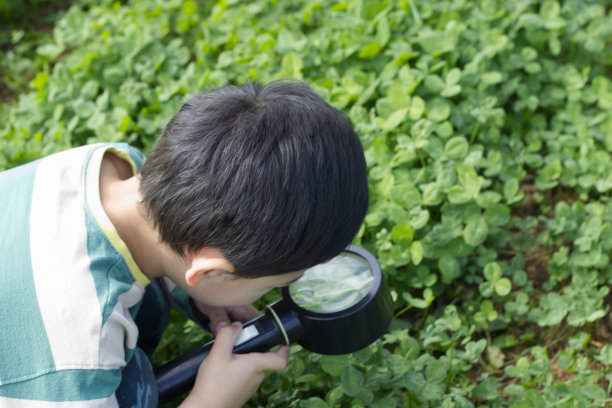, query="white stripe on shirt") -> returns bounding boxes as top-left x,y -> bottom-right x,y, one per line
99,282 -> 143,366
29,146 -> 104,369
